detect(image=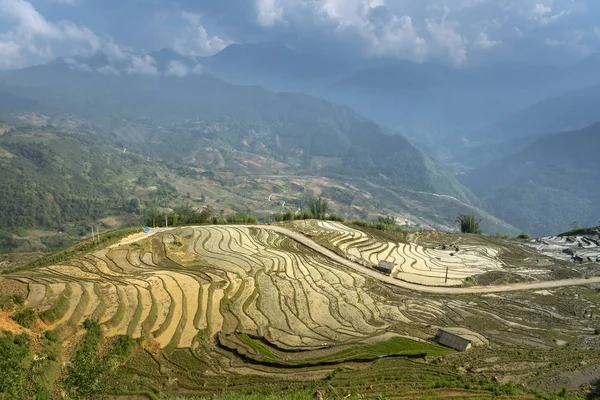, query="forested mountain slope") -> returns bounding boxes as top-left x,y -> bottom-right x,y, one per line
9,62 -> 475,201
0,60 -> 475,202
0,60 -> 522,254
